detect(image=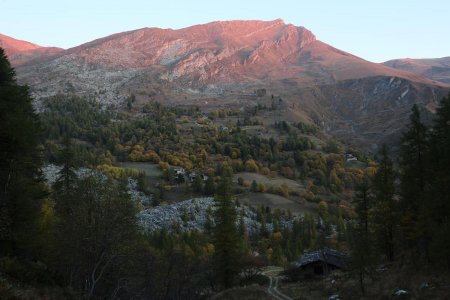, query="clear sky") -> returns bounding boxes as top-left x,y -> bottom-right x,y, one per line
1,0 -> 449,62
